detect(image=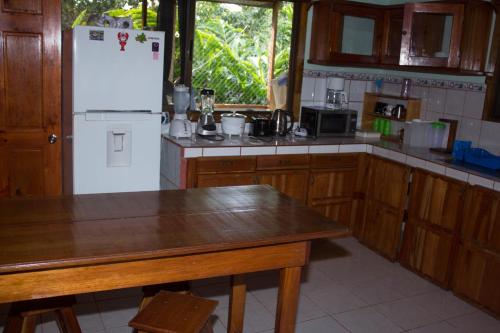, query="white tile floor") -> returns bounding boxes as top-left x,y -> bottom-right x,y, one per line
1,237 -> 499,333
